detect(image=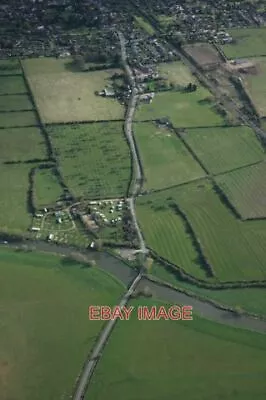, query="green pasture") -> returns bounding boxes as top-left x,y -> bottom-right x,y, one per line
0,94 -> 33,111
33,168 -> 64,209
157,61 -> 196,86
0,165 -> 33,234
0,111 -> 38,128
151,262 -> 266,318
0,76 -> 27,94
222,27 -> 266,58
242,56 -> 266,117
134,87 -> 225,127
134,15 -> 155,35
136,197 -> 207,280
47,122 -> 131,199
137,181 -> 266,282
183,125 -> 264,174
0,59 -> 22,75
0,127 -> 46,162
88,298 -> 266,400
216,162 -> 266,219
23,58 -> 124,123
0,248 -> 123,400
134,122 -> 205,191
